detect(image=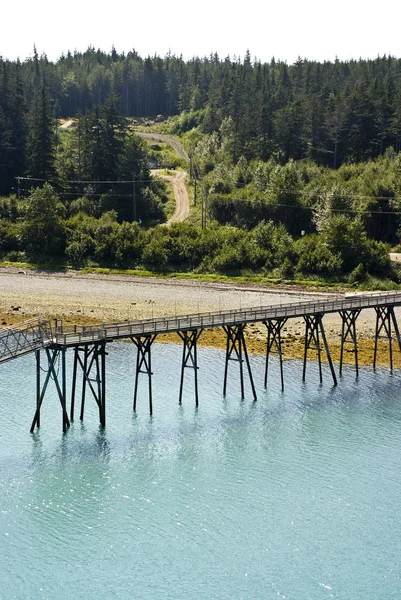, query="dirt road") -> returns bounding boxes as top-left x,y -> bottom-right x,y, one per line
60,120 -> 74,129
152,170 -> 189,224
136,131 -> 189,161
165,171 -> 189,224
